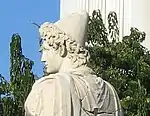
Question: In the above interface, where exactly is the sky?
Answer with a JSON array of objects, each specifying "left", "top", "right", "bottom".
[{"left": 0, "top": 0, "right": 60, "bottom": 79}]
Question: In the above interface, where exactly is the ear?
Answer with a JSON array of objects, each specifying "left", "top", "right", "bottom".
[{"left": 59, "top": 44, "right": 67, "bottom": 57}]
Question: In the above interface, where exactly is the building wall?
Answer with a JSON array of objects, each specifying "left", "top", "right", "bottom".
[{"left": 60, "top": 0, "right": 150, "bottom": 49}]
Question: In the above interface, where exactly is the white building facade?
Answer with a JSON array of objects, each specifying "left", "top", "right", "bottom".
[{"left": 60, "top": 0, "right": 150, "bottom": 49}]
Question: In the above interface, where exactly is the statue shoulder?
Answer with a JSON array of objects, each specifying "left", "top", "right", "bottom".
[
  {"left": 32, "top": 73, "right": 71, "bottom": 89},
  {"left": 32, "top": 74, "right": 57, "bottom": 89}
]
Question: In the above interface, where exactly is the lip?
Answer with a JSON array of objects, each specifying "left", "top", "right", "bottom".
[
  {"left": 44, "top": 65, "right": 47, "bottom": 70},
  {"left": 44, "top": 64, "right": 48, "bottom": 67},
  {"left": 43, "top": 66, "right": 47, "bottom": 73},
  {"left": 43, "top": 66, "right": 50, "bottom": 76}
]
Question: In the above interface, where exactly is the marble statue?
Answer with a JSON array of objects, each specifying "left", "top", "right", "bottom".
[{"left": 24, "top": 11, "right": 123, "bottom": 116}]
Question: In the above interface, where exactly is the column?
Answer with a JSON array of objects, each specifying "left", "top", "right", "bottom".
[{"left": 131, "top": 0, "right": 150, "bottom": 49}]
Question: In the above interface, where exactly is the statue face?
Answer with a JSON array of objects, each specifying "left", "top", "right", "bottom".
[{"left": 41, "top": 41, "right": 63, "bottom": 74}]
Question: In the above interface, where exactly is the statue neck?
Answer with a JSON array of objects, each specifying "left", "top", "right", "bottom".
[
  {"left": 58, "top": 57, "right": 91, "bottom": 75},
  {"left": 58, "top": 57, "right": 74, "bottom": 73}
]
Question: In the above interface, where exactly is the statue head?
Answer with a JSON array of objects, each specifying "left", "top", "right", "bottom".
[{"left": 39, "top": 11, "right": 90, "bottom": 75}]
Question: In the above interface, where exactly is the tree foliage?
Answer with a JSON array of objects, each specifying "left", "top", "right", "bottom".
[
  {"left": 0, "top": 34, "right": 35, "bottom": 116},
  {"left": 87, "top": 10, "right": 150, "bottom": 116}
]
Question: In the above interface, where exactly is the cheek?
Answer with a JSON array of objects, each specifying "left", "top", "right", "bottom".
[
  {"left": 52, "top": 54, "right": 61, "bottom": 67},
  {"left": 46, "top": 50, "right": 62, "bottom": 72}
]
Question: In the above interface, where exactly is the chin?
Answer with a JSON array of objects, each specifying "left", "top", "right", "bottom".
[{"left": 44, "top": 69, "right": 58, "bottom": 76}]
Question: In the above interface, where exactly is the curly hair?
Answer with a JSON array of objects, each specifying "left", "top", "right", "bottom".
[{"left": 39, "top": 22, "right": 90, "bottom": 68}]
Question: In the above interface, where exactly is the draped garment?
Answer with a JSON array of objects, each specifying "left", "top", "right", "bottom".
[{"left": 25, "top": 67, "right": 123, "bottom": 116}]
